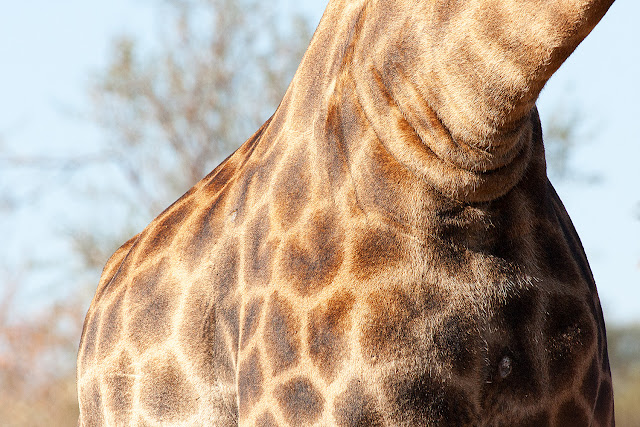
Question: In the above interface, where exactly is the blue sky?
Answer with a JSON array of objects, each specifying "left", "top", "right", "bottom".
[{"left": 1, "top": 1, "right": 638, "bottom": 323}]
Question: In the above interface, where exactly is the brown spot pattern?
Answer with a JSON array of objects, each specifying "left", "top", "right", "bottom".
[
  {"left": 80, "top": 380, "right": 105, "bottom": 426},
  {"left": 484, "top": 288, "right": 542, "bottom": 404},
  {"left": 240, "top": 297, "right": 264, "bottom": 350},
  {"left": 388, "top": 372, "right": 476, "bottom": 425},
  {"left": 81, "top": 310, "right": 101, "bottom": 368},
  {"left": 183, "top": 195, "right": 226, "bottom": 264},
  {"left": 104, "top": 351, "right": 135, "bottom": 424},
  {"left": 334, "top": 379, "right": 383, "bottom": 426},
  {"left": 580, "top": 357, "right": 601, "bottom": 406},
  {"left": 264, "top": 293, "right": 301, "bottom": 375},
  {"left": 594, "top": 380, "right": 613, "bottom": 426},
  {"left": 352, "top": 228, "right": 403, "bottom": 279},
  {"left": 140, "top": 357, "right": 196, "bottom": 422},
  {"left": 214, "top": 240, "right": 241, "bottom": 353},
  {"left": 228, "top": 164, "right": 257, "bottom": 223},
  {"left": 361, "top": 286, "right": 445, "bottom": 363},
  {"left": 282, "top": 211, "right": 344, "bottom": 295},
  {"left": 357, "top": 142, "right": 413, "bottom": 222},
  {"left": 545, "top": 295, "right": 595, "bottom": 392},
  {"left": 433, "top": 313, "right": 479, "bottom": 376},
  {"left": 127, "top": 286, "right": 173, "bottom": 355},
  {"left": 308, "top": 291, "right": 355, "bottom": 381},
  {"left": 238, "top": 349, "right": 264, "bottom": 418},
  {"left": 554, "top": 399, "right": 589, "bottom": 426},
  {"left": 256, "top": 412, "right": 278, "bottom": 427},
  {"left": 97, "top": 292, "right": 124, "bottom": 356},
  {"left": 139, "top": 202, "right": 191, "bottom": 261},
  {"left": 276, "top": 378, "right": 324, "bottom": 425},
  {"left": 178, "top": 283, "right": 234, "bottom": 383},
  {"left": 273, "top": 151, "right": 311, "bottom": 230},
  {"left": 244, "top": 206, "right": 275, "bottom": 287},
  {"left": 538, "top": 230, "right": 581, "bottom": 286},
  {"left": 202, "top": 160, "right": 236, "bottom": 197}
]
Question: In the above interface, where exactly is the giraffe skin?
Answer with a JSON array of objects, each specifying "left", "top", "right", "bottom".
[{"left": 77, "top": 0, "right": 616, "bottom": 425}]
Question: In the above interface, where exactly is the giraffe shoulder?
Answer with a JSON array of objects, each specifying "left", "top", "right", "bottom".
[{"left": 96, "top": 234, "right": 140, "bottom": 294}]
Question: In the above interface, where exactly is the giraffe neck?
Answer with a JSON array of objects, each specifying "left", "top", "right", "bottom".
[{"left": 266, "top": 0, "right": 540, "bottom": 203}]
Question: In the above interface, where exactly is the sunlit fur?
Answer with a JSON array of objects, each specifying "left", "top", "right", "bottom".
[{"left": 78, "top": 0, "right": 615, "bottom": 425}]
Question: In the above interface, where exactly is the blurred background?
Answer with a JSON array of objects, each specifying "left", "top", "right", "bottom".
[{"left": 0, "top": 0, "right": 638, "bottom": 425}]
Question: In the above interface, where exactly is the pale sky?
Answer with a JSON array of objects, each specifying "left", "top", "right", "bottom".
[{"left": 1, "top": 0, "right": 638, "bottom": 323}]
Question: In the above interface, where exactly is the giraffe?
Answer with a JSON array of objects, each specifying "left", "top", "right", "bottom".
[{"left": 77, "top": 0, "right": 616, "bottom": 425}]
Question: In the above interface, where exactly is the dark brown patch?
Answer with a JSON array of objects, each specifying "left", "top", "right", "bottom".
[
  {"left": 238, "top": 116, "right": 271, "bottom": 159},
  {"left": 428, "top": 235, "right": 471, "bottom": 280},
  {"left": 97, "top": 235, "right": 137, "bottom": 299},
  {"left": 105, "top": 351, "right": 135, "bottom": 424},
  {"left": 214, "top": 239, "right": 240, "bottom": 301},
  {"left": 538, "top": 230, "right": 581, "bottom": 286},
  {"left": 140, "top": 357, "right": 196, "bottom": 421},
  {"left": 361, "top": 286, "right": 446, "bottom": 363},
  {"left": 482, "top": 288, "right": 542, "bottom": 406},
  {"left": 183, "top": 194, "right": 227, "bottom": 264},
  {"left": 139, "top": 202, "right": 191, "bottom": 262},
  {"left": 322, "top": 102, "right": 350, "bottom": 187},
  {"left": 80, "top": 380, "right": 105, "bottom": 426},
  {"left": 352, "top": 228, "right": 403, "bottom": 279},
  {"left": 240, "top": 297, "right": 264, "bottom": 350},
  {"left": 238, "top": 349, "right": 264, "bottom": 418},
  {"left": 227, "top": 163, "right": 257, "bottom": 224},
  {"left": 586, "top": 296, "right": 610, "bottom": 375},
  {"left": 276, "top": 378, "right": 324, "bottom": 425},
  {"left": 202, "top": 160, "right": 237, "bottom": 197},
  {"left": 550, "top": 190, "right": 598, "bottom": 291},
  {"left": 519, "top": 410, "right": 551, "bottom": 427},
  {"left": 127, "top": 280, "right": 174, "bottom": 355},
  {"left": 282, "top": 211, "right": 344, "bottom": 295},
  {"left": 361, "top": 288, "right": 419, "bottom": 363},
  {"left": 221, "top": 300, "right": 240, "bottom": 355},
  {"left": 431, "top": 0, "right": 462, "bottom": 32},
  {"left": 308, "top": 291, "right": 356, "bottom": 381},
  {"left": 334, "top": 379, "right": 383, "bottom": 427},
  {"left": 357, "top": 141, "right": 414, "bottom": 223},
  {"left": 388, "top": 372, "right": 476, "bottom": 426},
  {"left": 273, "top": 151, "right": 311, "bottom": 230},
  {"left": 178, "top": 283, "right": 234, "bottom": 383},
  {"left": 213, "top": 240, "right": 241, "bottom": 353},
  {"left": 80, "top": 309, "right": 101, "bottom": 368},
  {"left": 252, "top": 144, "right": 284, "bottom": 196},
  {"left": 545, "top": 295, "right": 595, "bottom": 392},
  {"left": 256, "top": 412, "right": 278, "bottom": 427},
  {"left": 436, "top": 204, "right": 494, "bottom": 256},
  {"left": 433, "top": 314, "right": 479, "bottom": 376},
  {"left": 264, "top": 293, "right": 300, "bottom": 375},
  {"left": 581, "top": 357, "right": 601, "bottom": 405},
  {"left": 244, "top": 206, "right": 275, "bottom": 287},
  {"left": 433, "top": 206, "right": 484, "bottom": 272},
  {"left": 593, "top": 380, "right": 613, "bottom": 426},
  {"left": 97, "top": 292, "right": 124, "bottom": 356},
  {"left": 554, "top": 399, "right": 589, "bottom": 426}
]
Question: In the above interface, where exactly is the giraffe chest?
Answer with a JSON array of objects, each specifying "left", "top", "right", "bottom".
[
  {"left": 230, "top": 193, "right": 604, "bottom": 425},
  {"left": 238, "top": 264, "right": 600, "bottom": 426}
]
